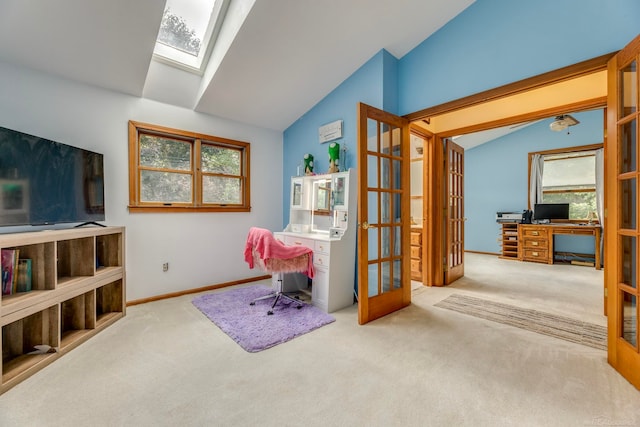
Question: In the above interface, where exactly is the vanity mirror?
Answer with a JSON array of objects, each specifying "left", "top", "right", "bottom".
[{"left": 311, "top": 178, "right": 332, "bottom": 232}]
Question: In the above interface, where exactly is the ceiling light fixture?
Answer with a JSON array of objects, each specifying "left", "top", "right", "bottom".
[{"left": 549, "top": 114, "right": 580, "bottom": 132}]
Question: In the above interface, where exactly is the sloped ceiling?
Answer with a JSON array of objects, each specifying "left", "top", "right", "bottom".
[{"left": 0, "top": 0, "right": 475, "bottom": 132}]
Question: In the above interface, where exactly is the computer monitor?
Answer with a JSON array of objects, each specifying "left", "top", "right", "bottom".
[{"left": 533, "top": 203, "right": 570, "bottom": 221}]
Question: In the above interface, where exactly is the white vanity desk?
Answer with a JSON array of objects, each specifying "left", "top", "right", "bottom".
[{"left": 276, "top": 169, "right": 356, "bottom": 313}]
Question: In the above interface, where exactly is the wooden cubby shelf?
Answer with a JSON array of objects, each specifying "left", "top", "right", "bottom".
[{"left": 0, "top": 226, "right": 125, "bottom": 395}]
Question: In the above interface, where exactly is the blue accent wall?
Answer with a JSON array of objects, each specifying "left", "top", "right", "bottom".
[
  {"left": 465, "top": 109, "right": 604, "bottom": 255},
  {"left": 398, "top": 0, "right": 640, "bottom": 115},
  {"left": 282, "top": 50, "right": 397, "bottom": 227}
]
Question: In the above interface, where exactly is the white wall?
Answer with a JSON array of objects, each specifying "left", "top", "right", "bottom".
[{"left": 0, "top": 60, "right": 283, "bottom": 301}]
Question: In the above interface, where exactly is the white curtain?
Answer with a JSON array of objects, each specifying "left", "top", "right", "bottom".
[
  {"left": 529, "top": 154, "right": 545, "bottom": 209},
  {"left": 595, "top": 148, "right": 604, "bottom": 266}
]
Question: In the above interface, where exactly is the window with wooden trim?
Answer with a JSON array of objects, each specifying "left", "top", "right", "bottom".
[
  {"left": 128, "top": 121, "right": 250, "bottom": 212},
  {"left": 528, "top": 144, "right": 602, "bottom": 221}
]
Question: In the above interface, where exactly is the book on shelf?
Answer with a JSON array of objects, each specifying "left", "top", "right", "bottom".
[
  {"left": 16, "top": 258, "right": 32, "bottom": 293},
  {"left": 1, "top": 248, "right": 17, "bottom": 295}
]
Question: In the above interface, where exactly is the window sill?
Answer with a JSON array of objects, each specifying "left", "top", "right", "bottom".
[{"left": 128, "top": 205, "right": 250, "bottom": 213}]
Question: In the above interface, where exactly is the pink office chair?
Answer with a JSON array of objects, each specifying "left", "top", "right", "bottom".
[{"left": 244, "top": 227, "right": 315, "bottom": 315}]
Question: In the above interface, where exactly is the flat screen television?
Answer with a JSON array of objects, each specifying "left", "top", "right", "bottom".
[
  {"left": 533, "top": 203, "right": 569, "bottom": 221},
  {"left": 0, "top": 126, "right": 105, "bottom": 227}
]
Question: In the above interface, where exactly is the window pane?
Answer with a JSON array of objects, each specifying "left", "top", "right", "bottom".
[
  {"left": 622, "top": 292, "right": 637, "bottom": 347},
  {"left": 542, "top": 191, "right": 596, "bottom": 220},
  {"left": 203, "top": 176, "right": 241, "bottom": 204},
  {"left": 158, "top": 0, "right": 216, "bottom": 56},
  {"left": 202, "top": 144, "right": 240, "bottom": 175},
  {"left": 141, "top": 170, "right": 192, "bottom": 203},
  {"left": 542, "top": 155, "right": 595, "bottom": 189},
  {"left": 140, "top": 135, "right": 191, "bottom": 171}
]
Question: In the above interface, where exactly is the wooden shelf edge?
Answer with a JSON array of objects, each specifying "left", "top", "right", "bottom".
[{"left": 1, "top": 352, "right": 59, "bottom": 387}]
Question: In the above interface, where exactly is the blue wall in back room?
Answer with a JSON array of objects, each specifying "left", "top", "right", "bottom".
[{"left": 465, "top": 109, "right": 604, "bottom": 255}]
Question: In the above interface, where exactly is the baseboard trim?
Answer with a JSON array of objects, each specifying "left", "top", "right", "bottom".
[
  {"left": 126, "top": 274, "right": 272, "bottom": 306},
  {"left": 465, "top": 250, "right": 501, "bottom": 256}
]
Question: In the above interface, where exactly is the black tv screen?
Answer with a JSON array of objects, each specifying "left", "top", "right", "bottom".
[
  {"left": 0, "top": 126, "right": 105, "bottom": 227},
  {"left": 534, "top": 203, "right": 569, "bottom": 221}
]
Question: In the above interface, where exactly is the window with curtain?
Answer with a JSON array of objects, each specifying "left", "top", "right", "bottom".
[{"left": 537, "top": 150, "right": 598, "bottom": 220}]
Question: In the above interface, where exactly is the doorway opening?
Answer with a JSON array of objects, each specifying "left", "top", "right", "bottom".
[{"left": 406, "top": 53, "right": 610, "bottom": 325}]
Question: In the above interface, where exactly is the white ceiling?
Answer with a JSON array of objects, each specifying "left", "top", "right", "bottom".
[{"left": 0, "top": 0, "right": 475, "bottom": 132}]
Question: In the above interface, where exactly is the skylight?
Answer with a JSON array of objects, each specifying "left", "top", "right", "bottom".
[{"left": 153, "top": 0, "right": 230, "bottom": 74}]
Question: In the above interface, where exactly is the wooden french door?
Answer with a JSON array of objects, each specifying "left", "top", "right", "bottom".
[
  {"left": 445, "top": 138, "right": 465, "bottom": 284},
  {"left": 607, "top": 33, "right": 640, "bottom": 389},
  {"left": 357, "top": 103, "right": 411, "bottom": 325}
]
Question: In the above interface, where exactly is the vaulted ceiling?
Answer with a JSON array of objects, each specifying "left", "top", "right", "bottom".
[{"left": 0, "top": 0, "right": 474, "bottom": 131}]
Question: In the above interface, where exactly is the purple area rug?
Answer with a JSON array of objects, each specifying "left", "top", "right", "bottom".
[{"left": 192, "top": 285, "right": 335, "bottom": 352}]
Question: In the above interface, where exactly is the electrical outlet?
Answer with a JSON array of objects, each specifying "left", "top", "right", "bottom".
[{"left": 162, "top": 262, "right": 169, "bottom": 272}]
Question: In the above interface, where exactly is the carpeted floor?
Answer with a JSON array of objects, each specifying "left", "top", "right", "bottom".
[{"left": 434, "top": 293, "right": 607, "bottom": 350}]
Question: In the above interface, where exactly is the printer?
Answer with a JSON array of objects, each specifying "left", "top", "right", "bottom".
[{"left": 496, "top": 211, "right": 525, "bottom": 223}]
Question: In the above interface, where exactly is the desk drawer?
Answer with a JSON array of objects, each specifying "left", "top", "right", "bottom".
[
  {"left": 522, "top": 249, "right": 549, "bottom": 262},
  {"left": 314, "top": 240, "right": 330, "bottom": 255},
  {"left": 284, "top": 236, "right": 314, "bottom": 250},
  {"left": 411, "top": 258, "right": 421, "bottom": 273},
  {"left": 522, "top": 238, "right": 548, "bottom": 249},
  {"left": 522, "top": 228, "right": 548, "bottom": 238},
  {"left": 410, "top": 232, "right": 422, "bottom": 245},
  {"left": 314, "top": 253, "right": 330, "bottom": 268},
  {"left": 410, "top": 246, "right": 421, "bottom": 259}
]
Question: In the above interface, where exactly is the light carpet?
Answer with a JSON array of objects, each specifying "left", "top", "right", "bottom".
[
  {"left": 435, "top": 293, "right": 607, "bottom": 350},
  {"left": 192, "top": 285, "right": 335, "bottom": 352}
]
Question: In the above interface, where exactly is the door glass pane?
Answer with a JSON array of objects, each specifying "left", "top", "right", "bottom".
[
  {"left": 368, "top": 191, "right": 379, "bottom": 224},
  {"left": 381, "top": 226, "right": 391, "bottom": 258},
  {"left": 381, "top": 124, "right": 391, "bottom": 154},
  {"left": 622, "top": 292, "right": 637, "bottom": 347},
  {"left": 393, "top": 193, "right": 402, "bottom": 224},
  {"left": 392, "top": 127, "right": 402, "bottom": 157},
  {"left": 620, "top": 178, "right": 636, "bottom": 229},
  {"left": 367, "top": 119, "right": 378, "bottom": 152},
  {"left": 368, "top": 155, "right": 378, "bottom": 188},
  {"left": 394, "top": 225, "right": 402, "bottom": 256},
  {"left": 620, "top": 119, "right": 637, "bottom": 173},
  {"left": 620, "top": 60, "right": 637, "bottom": 118},
  {"left": 393, "top": 259, "right": 402, "bottom": 290},
  {"left": 621, "top": 235, "right": 637, "bottom": 289},
  {"left": 393, "top": 159, "right": 402, "bottom": 190},
  {"left": 381, "top": 260, "right": 391, "bottom": 292},
  {"left": 381, "top": 192, "right": 390, "bottom": 223},
  {"left": 368, "top": 227, "right": 378, "bottom": 261},
  {"left": 381, "top": 157, "right": 391, "bottom": 189},
  {"left": 368, "top": 263, "right": 379, "bottom": 297}
]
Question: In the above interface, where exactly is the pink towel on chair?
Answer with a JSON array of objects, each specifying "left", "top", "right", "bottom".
[{"left": 244, "top": 227, "right": 315, "bottom": 279}]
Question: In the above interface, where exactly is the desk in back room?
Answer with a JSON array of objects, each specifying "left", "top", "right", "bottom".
[{"left": 518, "top": 223, "right": 601, "bottom": 270}]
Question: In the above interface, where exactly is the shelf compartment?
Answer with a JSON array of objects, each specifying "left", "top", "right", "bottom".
[
  {"left": 2, "top": 305, "right": 59, "bottom": 385},
  {"left": 96, "top": 279, "right": 124, "bottom": 327},
  {"left": 56, "top": 237, "right": 95, "bottom": 284},
  {"left": 96, "top": 233, "right": 122, "bottom": 269},
  {"left": 60, "top": 291, "right": 95, "bottom": 351}
]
